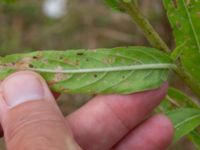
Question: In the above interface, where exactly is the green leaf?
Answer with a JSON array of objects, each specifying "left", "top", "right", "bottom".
[
  {"left": 163, "top": 0, "right": 200, "bottom": 95},
  {"left": 104, "top": 0, "right": 129, "bottom": 11},
  {"left": 159, "top": 87, "right": 199, "bottom": 111},
  {"left": 159, "top": 88, "right": 200, "bottom": 146},
  {"left": 0, "top": 0, "right": 15, "bottom": 4},
  {"left": 188, "top": 130, "right": 200, "bottom": 150},
  {"left": 122, "top": 0, "right": 132, "bottom": 3},
  {"left": 104, "top": 0, "right": 121, "bottom": 11},
  {"left": 167, "top": 108, "right": 200, "bottom": 142},
  {"left": 0, "top": 47, "right": 174, "bottom": 94}
]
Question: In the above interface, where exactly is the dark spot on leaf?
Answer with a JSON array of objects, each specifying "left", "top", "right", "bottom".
[
  {"left": 33, "top": 56, "right": 39, "bottom": 59},
  {"left": 85, "top": 58, "right": 89, "bottom": 62},
  {"left": 76, "top": 52, "right": 84, "bottom": 56},
  {"left": 59, "top": 56, "right": 64, "bottom": 59},
  {"left": 147, "top": 31, "right": 152, "bottom": 35},
  {"left": 172, "top": 0, "right": 178, "bottom": 8},
  {"left": 94, "top": 74, "right": 98, "bottom": 78},
  {"left": 122, "top": 76, "right": 125, "bottom": 79},
  {"left": 28, "top": 64, "right": 34, "bottom": 68}
]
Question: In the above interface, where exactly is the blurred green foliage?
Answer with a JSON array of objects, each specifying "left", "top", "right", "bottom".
[
  {"left": 0, "top": 0, "right": 172, "bottom": 56},
  {"left": 0, "top": 0, "right": 16, "bottom": 4}
]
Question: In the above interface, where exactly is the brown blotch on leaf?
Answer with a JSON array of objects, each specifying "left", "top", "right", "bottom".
[
  {"left": 54, "top": 73, "right": 67, "bottom": 82},
  {"left": 176, "top": 21, "right": 182, "bottom": 29},
  {"left": 54, "top": 66, "right": 67, "bottom": 82},
  {"left": 15, "top": 57, "right": 33, "bottom": 69},
  {"left": 186, "top": 0, "right": 191, "bottom": 6},
  {"left": 172, "top": 0, "right": 178, "bottom": 8},
  {"left": 75, "top": 60, "right": 80, "bottom": 65},
  {"left": 28, "top": 64, "right": 34, "bottom": 68}
]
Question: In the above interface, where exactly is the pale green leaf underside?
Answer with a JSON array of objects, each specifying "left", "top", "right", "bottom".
[
  {"left": 0, "top": 47, "right": 173, "bottom": 94},
  {"left": 167, "top": 108, "right": 200, "bottom": 142},
  {"left": 163, "top": 0, "right": 200, "bottom": 89}
]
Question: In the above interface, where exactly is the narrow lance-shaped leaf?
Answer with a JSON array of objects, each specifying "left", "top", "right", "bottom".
[
  {"left": 163, "top": 0, "right": 200, "bottom": 94},
  {"left": 188, "top": 130, "right": 200, "bottom": 150},
  {"left": 158, "top": 88, "right": 200, "bottom": 147},
  {"left": 0, "top": 47, "right": 174, "bottom": 94},
  {"left": 104, "top": 0, "right": 131, "bottom": 11},
  {"left": 167, "top": 108, "right": 200, "bottom": 142},
  {"left": 104, "top": 0, "right": 121, "bottom": 10}
]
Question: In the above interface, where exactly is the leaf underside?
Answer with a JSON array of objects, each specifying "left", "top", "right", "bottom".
[
  {"left": 0, "top": 47, "right": 172, "bottom": 94},
  {"left": 163, "top": 0, "right": 200, "bottom": 91}
]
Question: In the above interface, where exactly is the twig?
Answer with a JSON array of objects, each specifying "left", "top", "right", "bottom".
[{"left": 120, "top": 0, "right": 170, "bottom": 53}]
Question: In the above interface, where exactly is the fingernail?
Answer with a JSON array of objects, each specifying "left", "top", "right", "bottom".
[{"left": 2, "top": 73, "right": 44, "bottom": 107}]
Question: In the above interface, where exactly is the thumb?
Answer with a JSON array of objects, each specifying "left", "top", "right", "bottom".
[{"left": 0, "top": 71, "right": 81, "bottom": 150}]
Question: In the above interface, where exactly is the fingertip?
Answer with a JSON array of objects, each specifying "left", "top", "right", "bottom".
[
  {"left": 153, "top": 114, "right": 174, "bottom": 145},
  {"left": 114, "top": 114, "right": 174, "bottom": 150}
]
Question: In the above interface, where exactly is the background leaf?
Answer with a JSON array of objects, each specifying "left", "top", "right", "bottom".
[
  {"left": 0, "top": 0, "right": 15, "bottom": 4},
  {"left": 167, "top": 108, "right": 200, "bottom": 142},
  {"left": 159, "top": 87, "right": 199, "bottom": 111},
  {"left": 0, "top": 47, "right": 173, "bottom": 94},
  {"left": 158, "top": 88, "right": 200, "bottom": 146},
  {"left": 188, "top": 130, "right": 200, "bottom": 150},
  {"left": 163, "top": 0, "right": 200, "bottom": 95},
  {"left": 104, "top": 0, "right": 126, "bottom": 11}
]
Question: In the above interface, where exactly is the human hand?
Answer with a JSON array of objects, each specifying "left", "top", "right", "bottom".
[{"left": 0, "top": 71, "right": 173, "bottom": 150}]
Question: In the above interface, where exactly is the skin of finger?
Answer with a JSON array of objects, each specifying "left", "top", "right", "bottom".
[
  {"left": 66, "top": 83, "right": 168, "bottom": 150},
  {"left": 0, "top": 71, "right": 82, "bottom": 150},
  {"left": 113, "top": 114, "right": 174, "bottom": 150}
]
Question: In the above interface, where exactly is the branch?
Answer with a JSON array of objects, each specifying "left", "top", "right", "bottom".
[
  {"left": 119, "top": 0, "right": 200, "bottom": 98},
  {"left": 120, "top": 0, "right": 170, "bottom": 53}
]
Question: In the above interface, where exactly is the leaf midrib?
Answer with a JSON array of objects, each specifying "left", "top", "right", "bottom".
[
  {"left": 175, "top": 113, "right": 200, "bottom": 129},
  {"left": 26, "top": 63, "right": 176, "bottom": 73}
]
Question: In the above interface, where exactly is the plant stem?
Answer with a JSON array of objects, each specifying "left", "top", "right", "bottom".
[
  {"left": 120, "top": 1, "right": 170, "bottom": 53},
  {"left": 174, "top": 66, "right": 200, "bottom": 98},
  {"left": 120, "top": 0, "right": 200, "bottom": 98}
]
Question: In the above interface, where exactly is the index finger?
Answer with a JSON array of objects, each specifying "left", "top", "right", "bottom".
[{"left": 65, "top": 83, "right": 168, "bottom": 150}]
